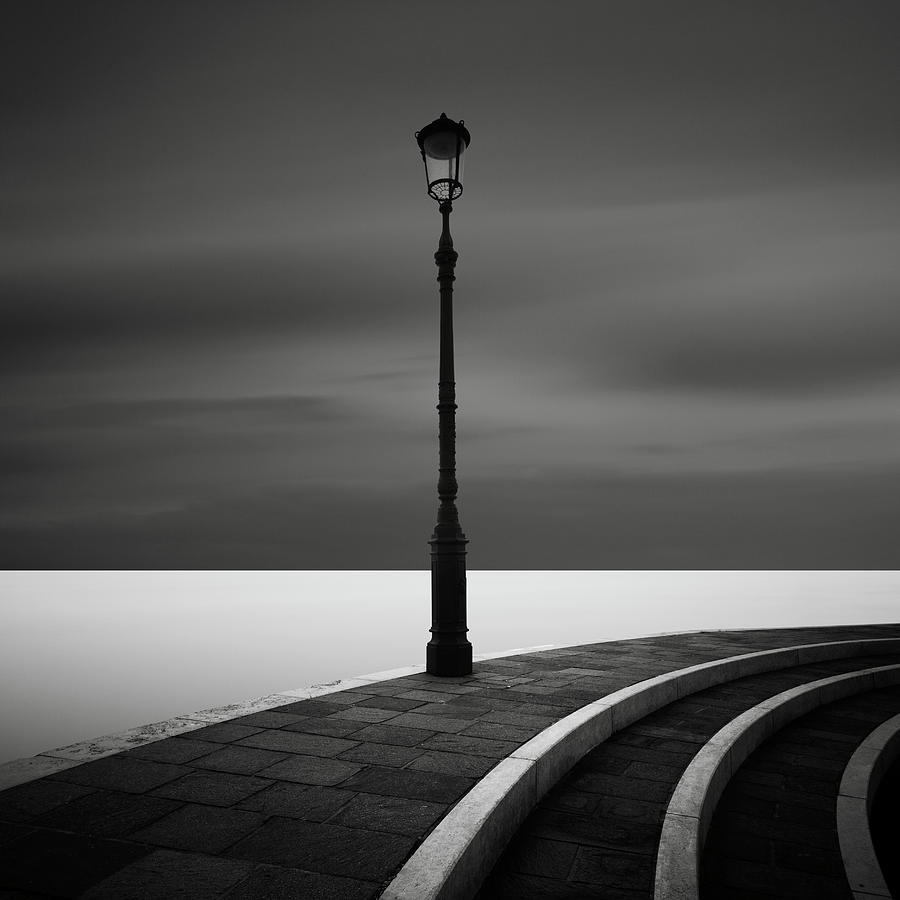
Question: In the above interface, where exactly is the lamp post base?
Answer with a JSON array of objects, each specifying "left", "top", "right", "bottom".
[{"left": 426, "top": 638, "right": 473, "bottom": 677}]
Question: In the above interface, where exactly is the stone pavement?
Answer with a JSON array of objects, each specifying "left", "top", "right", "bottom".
[
  {"left": 478, "top": 655, "right": 900, "bottom": 899},
  {"left": 2, "top": 624, "right": 900, "bottom": 898}
]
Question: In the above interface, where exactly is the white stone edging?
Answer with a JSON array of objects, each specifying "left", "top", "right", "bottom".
[
  {"left": 837, "top": 711, "right": 900, "bottom": 899},
  {"left": 383, "top": 638, "right": 900, "bottom": 900},
  {"left": 653, "top": 663, "right": 900, "bottom": 900},
  {"left": 0, "top": 644, "right": 554, "bottom": 792}
]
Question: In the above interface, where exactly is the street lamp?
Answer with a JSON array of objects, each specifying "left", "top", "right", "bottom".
[{"left": 416, "top": 112, "right": 473, "bottom": 677}]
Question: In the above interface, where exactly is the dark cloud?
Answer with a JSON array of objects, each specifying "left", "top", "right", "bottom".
[
  {"left": 0, "top": 393, "right": 425, "bottom": 531},
  {"left": 0, "top": 240, "right": 429, "bottom": 375},
  {"left": 457, "top": 185, "right": 900, "bottom": 396},
  {"left": 613, "top": 286, "right": 900, "bottom": 394},
  {"left": 2, "top": 395, "right": 344, "bottom": 431}
]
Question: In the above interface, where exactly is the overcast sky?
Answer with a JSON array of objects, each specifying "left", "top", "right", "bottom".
[{"left": 2, "top": 1, "right": 899, "bottom": 568}]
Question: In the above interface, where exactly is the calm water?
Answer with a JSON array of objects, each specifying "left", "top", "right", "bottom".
[{"left": 1, "top": 570, "right": 898, "bottom": 764}]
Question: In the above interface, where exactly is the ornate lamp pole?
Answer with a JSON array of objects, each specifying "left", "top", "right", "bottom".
[{"left": 416, "top": 113, "right": 473, "bottom": 676}]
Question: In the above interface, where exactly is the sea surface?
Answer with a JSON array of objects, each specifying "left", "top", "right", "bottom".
[{"left": 1, "top": 570, "right": 898, "bottom": 765}]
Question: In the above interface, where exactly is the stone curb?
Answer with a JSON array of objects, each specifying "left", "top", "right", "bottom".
[
  {"left": 382, "top": 637, "right": 900, "bottom": 900},
  {"left": 653, "top": 662, "right": 900, "bottom": 900},
  {"left": 0, "top": 644, "right": 554, "bottom": 792},
  {"left": 837, "top": 710, "right": 900, "bottom": 899}
]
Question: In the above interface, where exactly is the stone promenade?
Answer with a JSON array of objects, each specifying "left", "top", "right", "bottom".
[{"left": 2, "top": 623, "right": 899, "bottom": 899}]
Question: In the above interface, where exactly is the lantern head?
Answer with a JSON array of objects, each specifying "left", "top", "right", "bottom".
[{"left": 416, "top": 113, "right": 471, "bottom": 202}]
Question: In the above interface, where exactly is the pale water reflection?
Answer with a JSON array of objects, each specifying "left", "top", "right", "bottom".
[{"left": 1, "top": 570, "right": 898, "bottom": 764}]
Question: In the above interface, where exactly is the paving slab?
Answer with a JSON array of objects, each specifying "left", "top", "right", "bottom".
[
  {"left": 122, "top": 736, "right": 224, "bottom": 765},
  {"left": 149, "top": 771, "right": 272, "bottom": 807},
  {"left": 337, "top": 741, "right": 427, "bottom": 768},
  {"left": 46, "top": 756, "right": 191, "bottom": 794},
  {"left": 221, "top": 863, "right": 377, "bottom": 900},
  {"left": 326, "top": 792, "right": 447, "bottom": 836},
  {"left": 235, "top": 782, "right": 350, "bottom": 820},
  {"left": 82, "top": 848, "right": 252, "bottom": 899},
  {"left": 35, "top": 790, "right": 182, "bottom": 838},
  {"left": 254, "top": 754, "right": 364, "bottom": 786},
  {"left": 283, "top": 714, "right": 366, "bottom": 737},
  {"left": 180, "top": 722, "right": 265, "bottom": 744},
  {"left": 225, "top": 816, "right": 417, "bottom": 880},
  {"left": 407, "top": 749, "right": 499, "bottom": 778},
  {"left": 236, "top": 729, "right": 359, "bottom": 756},
  {"left": 348, "top": 722, "right": 438, "bottom": 746},
  {"left": 339, "top": 764, "right": 475, "bottom": 803},
  {"left": 128, "top": 803, "right": 267, "bottom": 854},
  {"left": 190, "top": 744, "right": 290, "bottom": 775}
]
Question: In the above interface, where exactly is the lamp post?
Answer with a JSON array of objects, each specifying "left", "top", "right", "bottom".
[{"left": 416, "top": 112, "right": 473, "bottom": 677}]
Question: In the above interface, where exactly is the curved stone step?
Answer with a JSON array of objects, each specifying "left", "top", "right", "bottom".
[
  {"left": 700, "top": 686, "right": 900, "bottom": 900},
  {"left": 836, "top": 710, "right": 900, "bottom": 898},
  {"left": 389, "top": 643, "right": 900, "bottom": 900},
  {"left": 867, "top": 743, "right": 900, "bottom": 898},
  {"left": 655, "top": 667, "right": 900, "bottom": 900}
]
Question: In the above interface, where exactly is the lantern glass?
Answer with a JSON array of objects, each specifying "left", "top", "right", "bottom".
[
  {"left": 417, "top": 114, "right": 470, "bottom": 202},
  {"left": 424, "top": 133, "right": 465, "bottom": 201}
]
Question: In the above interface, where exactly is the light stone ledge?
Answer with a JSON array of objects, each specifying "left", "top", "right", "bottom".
[
  {"left": 654, "top": 663, "right": 900, "bottom": 900},
  {"left": 837, "top": 710, "right": 900, "bottom": 899},
  {"left": 512, "top": 700, "right": 613, "bottom": 799},
  {"left": 610, "top": 675, "right": 679, "bottom": 732},
  {"left": 384, "top": 637, "right": 900, "bottom": 900},
  {"left": 652, "top": 813, "right": 699, "bottom": 900},
  {"left": 0, "top": 644, "right": 555, "bottom": 791}
]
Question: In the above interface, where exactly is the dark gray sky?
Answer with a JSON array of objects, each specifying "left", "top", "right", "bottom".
[{"left": 3, "top": 1, "right": 899, "bottom": 568}]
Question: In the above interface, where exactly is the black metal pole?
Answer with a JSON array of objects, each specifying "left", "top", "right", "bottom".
[{"left": 426, "top": 199, "right": 472, "bottom": 676}]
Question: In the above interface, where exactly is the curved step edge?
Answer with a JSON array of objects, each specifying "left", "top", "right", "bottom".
[
  {"left": 838, "top": 710, "right": 900, "bottom": 899},
  {"left": 381, "top": 638, "right": 900, "bottom": 900},
  {"left": 653, "top": 663, "right": 900, "bottom": 900}
]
